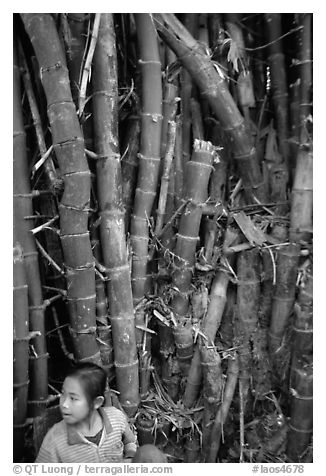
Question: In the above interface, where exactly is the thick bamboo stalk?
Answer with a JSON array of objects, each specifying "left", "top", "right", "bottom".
[
  {"left": 130, "top": 14, "right": 163, "bottom": 314},
  {"left": 200, "top": 344, "right": 223, "bottom": 462},
  {"left": 20, "top": 54, "right": 57, "bottom": 188},
  {"left": 13, "top": 244, "right": 29, "bottom": 462},
  {"left": 235, "top": 247, "right": 261, "bottom": 409},
  {"left": 286, "top": 261, "right": 312, "bottom": 461},
  {"left": 121, "top": 116, "right": 140, "bottom": 232},
  {"left": 66, "top": 14, "right": 88, "bottom": 107},
  {"left": 153, "top": 13, "right": 266, "bottom": 204},
  {"left": 269, "top": 243, "right": 300, "bottom": 360},
  {"left": 14, "top": 39, "right": 49, "bottom": 417},
  {"left": 171, "top": 140, "right": 215, "bottom": 316},
  {"left": 264, "top": 14, "right": 290, "bottom": 166},
  {"left": 92, "top": 13, "right": 140, "bottom": 416},
  {"left": 292, "top": 264, "right": 313, "bottom": 356},
  {"left": 174, "top": 116, "right": 184, "bottom": 207},
  {"left": 190, "top": 96, "right": 204, "bottom": 140},
  {"left": 298, "top": 14, "right": 312, "bottom": 144},
  {"left": 289, "top": 147, "right": 313, "bottom": 243},
  {"left": 171, "top": 140, "right": 215, "bottom": 372},
  {"left": 286, "top": 356, "right": 313, "bottom": 462},
  {"left": 154, "top": 120, "right": 177, "bottom": 237},
  {"left": 21, "top": 14, "right": 100, "bottom": 363},
  {"left": 180, "top": 14, "right": 198, "bottom": 165},
  {"left": 259, "top": 224, "right": 288, "bottom": 328},
  {"left": 207, "top": 353, "right": 239, "bottom": 462}
]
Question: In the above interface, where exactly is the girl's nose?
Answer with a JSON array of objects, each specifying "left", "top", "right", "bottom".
[{"left": 60, "top": 395, "right": 69, "bottom": 408}]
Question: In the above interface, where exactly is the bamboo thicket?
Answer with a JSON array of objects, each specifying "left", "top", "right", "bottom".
[{"left": 13, "top": 13, "right": 313, "bottom": 464}]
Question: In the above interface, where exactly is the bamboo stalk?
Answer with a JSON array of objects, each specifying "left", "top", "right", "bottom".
[
  {"left": 20, "top": 54, "right": 57, "bottom": 188},
  {"left": 207, "top": 352, "right": 239, "bottom": 462},
  {"left": 289, "top": 14, "right": 312, "bottom": 244},
  {"left": 190, "top": 96, "right": 204, "bottom": 140},
  {"left": 269, "top": 243, "right": 300, "bottom": 366},
  {"left": 171, "top": 140, "right": 215, "bottom": 372},
  {"left": 286, "top": 261, "right": 312, "bottom": 461},
  {"left": 200, "top": 343, "right": 223, "bottom": 462},
  {"left": 66, "top": 14, "right": 88, "bottom": 107},
  {"left": 154, "top": 120, "right": 177, "bottom": 238},
  {"left": 13, "top": 244, "right": 29, "bottom": 462},
  {"left": 21, "top": 14, "right": 100, "bottom": 363},
  {"left": 14, "top": 39, "right": 49, "bottom": 417},
  {"left": 92, "top": 13, "right": 139, "bottom": 416},
  {"left": 153, "top": 13, "right": 266, "bottom": 204},
  {"left": 264, "top": 14, "right": 290, "bottom": 166},
  {"left": 297, "top": 14, "right": 312, "bottom": 144},
  {"left": 292, "top": 264, "right": 313, "bottom": 356},
  {"left": 78, "top": 13, "right": 101, "bottom": 116},
  {"left": 180, "top": 14, "right": 198, "bottom": 166},
  {"left": 130, "top": 14, "right": 163, "bottom": 338},
  {"left": 121, "top": 116, "right": 140, "bottom": 232},
  {"left": 235, "top": 247, "right": 261, "bottom": 410},
  {"left": 286, "top": 356, "right": 313, "bottom": 462}
]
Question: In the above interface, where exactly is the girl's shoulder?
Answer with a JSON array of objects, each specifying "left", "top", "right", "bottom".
[
  {"left": 43, "top": 419, "right": 67, "bottom": 442},
  {"left": 101, "top": 405, "right": 128, "bottom": 428},
  {"left": 102, "top": 405, "right": 125, "bottom": 419}
]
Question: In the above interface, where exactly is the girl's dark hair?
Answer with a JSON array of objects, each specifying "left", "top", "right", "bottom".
[{"left": 66, "top": 362, "right": 107, "bottom": 406}]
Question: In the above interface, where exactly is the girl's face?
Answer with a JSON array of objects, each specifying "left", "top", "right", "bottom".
[{"left": 60, "top": 376, "right": 92, "bottom": 425}]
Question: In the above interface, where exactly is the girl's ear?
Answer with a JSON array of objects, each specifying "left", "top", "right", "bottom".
[{"left": 93, "top": 395, "right": 105, "bottom": 409}]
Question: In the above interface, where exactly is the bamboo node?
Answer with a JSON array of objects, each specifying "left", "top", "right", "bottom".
[
  {"left": 187, "top": 160, "right": 215, "bottom": 171},
  {"left": 13, "top": 380, "right": 30, "bottom": 389},
  {"left": 23, "top": 251, "right": 39, "bottom": 258},
  {"left": 99, "top": 210, "right": 125, "bottom": 218},
  {"left": 28, "top": 395, "right": 58, "bottom": 407},
  {"left": 233, "top": 148, "right": 256, "bottom": 160},
  {"left": 135, "top": 187, "right": 157, "bottom": 197},
  {"left": 105, "top": 263, "right": 130, "bottom": 274},
  {"left": 137, "top": 153, "right": 161, "bottom": 163},
  {"left": 175, "top": 232, "right": 199, "bottom": 242},
  {"left": 222, "top": 119, "right": 245, "bottom": 132},
  {"left": 59, "top": 203, "right": 92, "bottom": 213},
  {"left": 77, "top": 351, "right": 102, "bottom": 363},
  {"left": 65, "top": 261, "right": 95, "bottom": 272},
  {"left": 114, "top": 359, "right": 139, "bottom": 368},
  {"left": 288, "top": 423, "right": 312, "bottom": 433},
  {"left": 69, "top": 326, "right": 97, "bottom": 336},
  {"left": 29, "top": 352, "right": 49, "bottom": 361},
  {"left": 138, "top": 59, "right": 161, "bottom": 66},
  {"left": 141, "top": 112, "right": 163, "bottom": 122},
  {"left": 92, "top": 90, "right": 117, "bottom": 99},
  {"left": 60, "top": 231, "right": 90, "bottom": 239},
  {"left": 63, "top": 170, "right": 92, "bottom": 178},
  {"left": 13, "top": 421, "right": 31, "bottom": 429},
  {"left": 29, "top": 304, "right": 45, "bottom": 311},
  {"left": 66, "top": 293, "right": 97, "bottom": 302},
  {"left": 40, "top": 61, "right": 68, "bottom": 76},
  {"left": 292, "top": 325, "right": 312, "bottom": 334}
]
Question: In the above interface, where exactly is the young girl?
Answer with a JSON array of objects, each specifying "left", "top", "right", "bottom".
[{"left": 36, "top": 362, "right": 137, "bottom": 463}]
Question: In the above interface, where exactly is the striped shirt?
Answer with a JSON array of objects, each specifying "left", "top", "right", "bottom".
[{"left": 36, "top": 406, "right": 137, "bottom": 463}]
